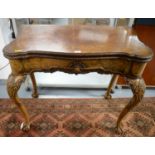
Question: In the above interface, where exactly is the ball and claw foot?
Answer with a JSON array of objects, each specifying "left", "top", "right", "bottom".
[
  {"left": 20, "top": 122, "right": 31, "bottom": 132},
  {"left": 115, "top": 124, "right": 125, "bottom": 136},
  {"left": 104, "top": 93, "right": 112, "bottom": 99},
  {"left": 32, "top": 93, "right": 39, "bottom": 98}
]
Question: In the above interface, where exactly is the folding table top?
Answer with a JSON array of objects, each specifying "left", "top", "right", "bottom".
[{"left": 3, "top": 25, "right": 153, "bottom": 61}]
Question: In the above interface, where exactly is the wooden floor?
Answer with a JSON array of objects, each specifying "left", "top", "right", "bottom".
[{"left": 118, "top": 25, "right": 155, "bottom": 86}]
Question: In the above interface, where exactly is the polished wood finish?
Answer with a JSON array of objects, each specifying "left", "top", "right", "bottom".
[
  {"left": 118, "top": 25, "right": 155, "bottom": 85},
  {"left": 116, "top": 78, "right": 146, "bottom": 133},
  {"left": 104, "top": 75, "right": 118, "bottom": 99},
  {"left": 3, "top": 25, "right": 153, "bottom": 133},
  {"left": 7, "top": 74, "right": 30, "bottom": 131},
  {"left": 134, "top": 25, "right": 155, "bottom": 85},
  {"left": 3, "top": 25, "right": 153, "bottom": 60},
  {"left": 30, "top": 73, "right": 39, "bottom": 98}
]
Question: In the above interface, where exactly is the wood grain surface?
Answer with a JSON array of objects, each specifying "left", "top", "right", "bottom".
[{"left": 3, "top": 25, "right": 153, "bottom": 61}]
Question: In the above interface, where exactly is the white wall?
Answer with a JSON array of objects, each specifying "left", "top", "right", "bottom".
[
  {"left": 34, "top": 72, "right": 112, "bottom": 88},
  {"left": 0, "top": 19, "right": 11, "bottom": 79}
]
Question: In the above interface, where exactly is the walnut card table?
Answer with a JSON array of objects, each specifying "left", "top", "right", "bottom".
[{"left": 3, "top": 25, "right": 153, "bottom": 132}]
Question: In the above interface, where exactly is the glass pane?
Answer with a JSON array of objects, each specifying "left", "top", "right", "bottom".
[
  {"left": 116, "top": 18, "right": 130, "bottom": 26},
  {"left": 69, "top": 18, "right": 111, "bottom": 25}
]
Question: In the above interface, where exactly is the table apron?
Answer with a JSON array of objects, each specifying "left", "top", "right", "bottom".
[{"left": 9, "top": 57, "right": 147, "bottom": 79}]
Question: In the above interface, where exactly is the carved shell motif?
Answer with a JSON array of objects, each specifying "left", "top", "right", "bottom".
[
  {"left": 7, "top": 74, "right": 26, "bottom": 98},
  {"left": 127, "top": 78, "right": 146, "bottom": 102},
  {"left": 68, "top": 60, "right": 86, "bottom": 74}
]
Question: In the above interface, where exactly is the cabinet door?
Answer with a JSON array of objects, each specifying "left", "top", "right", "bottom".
[{"left": 116, "top": 18, "right": 135, "bottom": 27}]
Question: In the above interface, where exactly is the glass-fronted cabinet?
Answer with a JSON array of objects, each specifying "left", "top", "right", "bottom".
[{"left": 116, "top": 18, "right": 135, "bottom": 27}]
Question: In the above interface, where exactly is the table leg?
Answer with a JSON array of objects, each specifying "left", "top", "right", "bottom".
[
  {"left": 30, "top": 73, "right": 39, "bottom": 98},
  {"left": 104, "top": 74, "right": 118, "bottom": 99},
  {"left": 7, "top": 74, "right": 30, "bottom": 131},
  {"left": 116, "top": 78, "right": 146, "bottom": 133}
]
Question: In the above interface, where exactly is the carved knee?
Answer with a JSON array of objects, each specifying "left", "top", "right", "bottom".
[
  {"left": 127, "top": 78, "right": 146, "bottom": 103},
  {"left": 7, "top": 74, "right": 26, "bottom": 98}
]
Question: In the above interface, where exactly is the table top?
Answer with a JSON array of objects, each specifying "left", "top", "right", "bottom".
[{"left": 3, "top": 25, "right": 153, "bottom": 61}]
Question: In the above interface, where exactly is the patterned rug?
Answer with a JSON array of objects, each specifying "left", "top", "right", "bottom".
[{"left": 0, "top": 97, "right": 155, "bottom": 137}]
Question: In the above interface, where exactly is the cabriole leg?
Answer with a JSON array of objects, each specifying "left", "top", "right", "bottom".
[
  {"left": 116, "top": 78, "right": 145, "bottom": 133},
  {"left": 104, "top": 74, "right": 118, "bottom": 99},
  {"left": 7, "top": 74, "right": 30, "bottom": 131},
  {"left": 30, "top": 73, "right": 39, "bottom": 98}
]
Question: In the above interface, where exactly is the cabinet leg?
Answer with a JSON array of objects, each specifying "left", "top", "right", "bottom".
[
  {"left": 104, "top": 74, "right": 118, "bottom": 99},
  {"left": 7, "top": 74, "right": 30, "bottom": 131},
  {"left": 30, "top": 73, "right": 39, "bottom": 98},
  {"left": 116, "top": 78, "right": 145, "bottom": 133}
]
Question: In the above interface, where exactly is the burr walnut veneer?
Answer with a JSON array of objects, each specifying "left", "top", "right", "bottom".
[{"left": 3, "top": 25, "right": 153, "bottom": 133}]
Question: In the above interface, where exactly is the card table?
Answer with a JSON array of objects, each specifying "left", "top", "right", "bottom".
[{"left": 3, "top": 25, "right": 153, "bottom": 132}]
